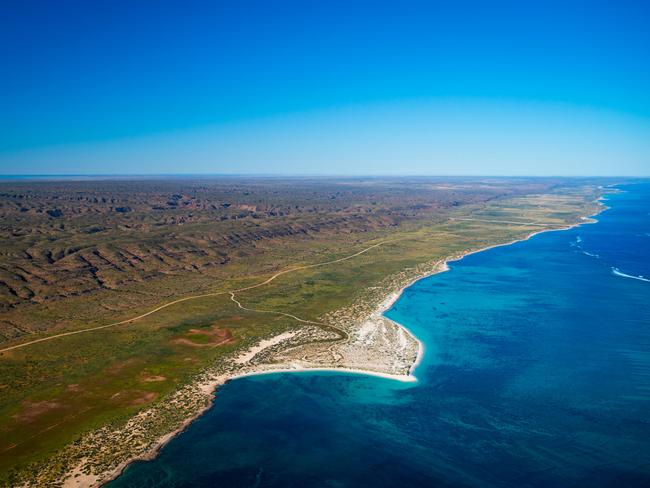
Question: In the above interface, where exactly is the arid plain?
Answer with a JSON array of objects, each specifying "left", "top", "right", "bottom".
[{"left": 0, "top": 176, "right": 605, "bottom": 486}]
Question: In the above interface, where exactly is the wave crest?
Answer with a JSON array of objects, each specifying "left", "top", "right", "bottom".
[{"left": 611, "top": 267, "right": 650, "bottom": 283}]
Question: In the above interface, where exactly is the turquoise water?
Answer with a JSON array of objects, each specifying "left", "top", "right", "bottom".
[{"left": 110, "top": 183, "right": 650, "bottom": 487}]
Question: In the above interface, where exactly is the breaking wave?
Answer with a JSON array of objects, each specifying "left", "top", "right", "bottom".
[{"left": 611, "top": 267, "right": 650, "bottom": 282}]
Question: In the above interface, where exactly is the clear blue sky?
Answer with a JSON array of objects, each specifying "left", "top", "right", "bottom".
[{"left": 1, "top": 0, "right": 649, "bottom": 175}]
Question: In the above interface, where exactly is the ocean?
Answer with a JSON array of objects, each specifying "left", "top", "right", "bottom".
[{"left": 109, "top": 183, "right": 650, "bottom": 488}]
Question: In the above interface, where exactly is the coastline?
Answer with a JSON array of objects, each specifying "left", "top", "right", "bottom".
[
  {"left": 379, "top": 197, "right": 607, "bottom": 379},
  {"left": 84, "top": 195, "right": 608, "bottom": 488}
]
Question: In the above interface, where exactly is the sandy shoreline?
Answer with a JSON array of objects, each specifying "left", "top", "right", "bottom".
[{"left": 86, "top": 196, "right": 608, "bottom": 488}]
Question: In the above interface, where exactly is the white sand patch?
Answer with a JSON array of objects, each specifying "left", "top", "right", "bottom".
[{"left": 234, "top": 331, "right": 298, "bottom": 364}]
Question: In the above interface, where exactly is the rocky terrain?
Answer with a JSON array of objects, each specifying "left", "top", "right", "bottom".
[
  {"left": 0, "top": 176, "right": 563, "bottom": 340},
  {"left": 0, "top": 177, "right": 604, "bottom": 487}
]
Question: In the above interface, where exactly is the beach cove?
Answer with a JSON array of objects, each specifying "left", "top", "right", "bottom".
[{"left": 107, "top": 183, "right": 650, "bottom": 487}]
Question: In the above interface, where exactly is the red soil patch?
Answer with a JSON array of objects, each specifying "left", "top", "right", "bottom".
[
  {"left": 172, "top": 326, "right": 234, "bottom": 348},
  {"left": 13, "top": 400, "right": 61, "bottom": 424},
  {"left": 130, "top": 391, "right": 158, "bottom": 406}
]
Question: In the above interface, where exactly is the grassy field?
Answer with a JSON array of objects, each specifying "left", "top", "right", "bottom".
[{"left": 0, "top": 178, "right": 603, "bottom": 484}]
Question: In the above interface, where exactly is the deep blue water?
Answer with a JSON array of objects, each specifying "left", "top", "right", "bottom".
[{"left": 110, "top": 183, "right": 650, "bottom": 488}]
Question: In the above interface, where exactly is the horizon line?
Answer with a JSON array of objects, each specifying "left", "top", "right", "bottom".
[{"left": 0, "top": 173, "right": 648, "bottom": 181}]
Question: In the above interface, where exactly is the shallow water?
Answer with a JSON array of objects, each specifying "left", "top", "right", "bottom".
[{"left": 110, "top": 183, "right": 650, "bottom": 488}]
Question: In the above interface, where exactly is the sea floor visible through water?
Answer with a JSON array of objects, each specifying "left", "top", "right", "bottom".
[{"left": 110, "top": 183, "right": 650, "bottom": 488}]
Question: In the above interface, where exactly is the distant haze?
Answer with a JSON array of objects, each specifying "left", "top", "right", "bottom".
[{"left": 2, "top": 100, "right": 649, "bottom": 177}]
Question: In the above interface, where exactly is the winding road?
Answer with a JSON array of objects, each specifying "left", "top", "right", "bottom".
[{"left": 0, "top": 242, "right": 384, "bottom": 354}]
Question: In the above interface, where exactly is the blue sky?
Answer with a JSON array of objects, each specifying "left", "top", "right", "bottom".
[{"left": 1, "top": 0, "right": 649, "bottom": 175}]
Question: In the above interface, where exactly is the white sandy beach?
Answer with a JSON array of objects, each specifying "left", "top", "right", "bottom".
[{"left": 62, "top": 196, "right": 609, "bottom": 488}]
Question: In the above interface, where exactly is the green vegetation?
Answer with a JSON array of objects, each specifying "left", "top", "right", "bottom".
[{"left": 0, "top": 177, "right": 604, "bottom": 484}]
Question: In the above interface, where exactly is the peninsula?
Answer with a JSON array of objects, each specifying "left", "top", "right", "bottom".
[{"left": 0, "top": 177, "right": 606, "bottom": 487}]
